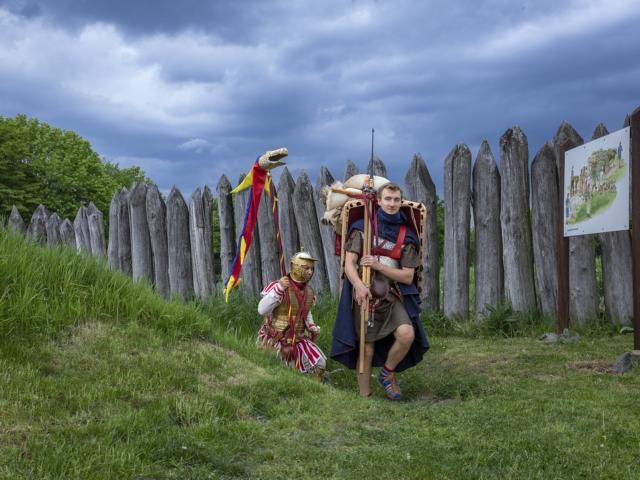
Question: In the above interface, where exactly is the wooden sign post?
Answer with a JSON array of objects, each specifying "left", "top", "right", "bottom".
[
  {"left": 630, "top": 106, "right": 640, "bottom": 351},
  {"left": 556, "top": 142, "right": 571, "bottom": 333}
]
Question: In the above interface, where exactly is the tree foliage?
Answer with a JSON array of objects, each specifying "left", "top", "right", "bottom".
[{"left": 0, "top": 114, "right": 149, "bottom": 221}]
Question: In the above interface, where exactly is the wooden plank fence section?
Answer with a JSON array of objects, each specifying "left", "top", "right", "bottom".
[
  {"left": 167, "top": 187, "right": 193, "bottom": 301},
  {"left": 146, "top": 185, "right": 170, "bottom": 298},
  {"left": 107, "top": 194, "right": 120, "bottom": 269},
  {"left": 189, "top": 187, "right": 215, "bottom": 300},
  {"left": 592, "top": 124, "right": 633, "bottom": 324},
  {"left": 46, "top": 212, "right": 62, "bottom": 248},
  {"left": 405, "top": 153, "right": 439, "bottom": 312},
  {"left": 216, "top": 175, "right": 235, "bottom": 283},
  {"left": 344, "top": 160, "right": 359, "bottom": 181},
  {"left": 88, "top": 202, "right": 106, "bottom": 258},
  {"left": 257, "top": 184, "right": 281, "bottom": 286},
  {"left": 600, "top": 213, "right": 633, "bottom": 324},
  {"left": 444, "top": 144, "right": 471, "bottom": 319},
  {"left": 203, "top": 185, "right": 215, "bottom": 288},
  {"left": 553, "top": 122, "right": 598, "bottom": 324},
  {"left": 9, "top": 112, "right": 638, "bottom": 326},
  {"left": 73, "top": 206, "right": 91, "bottom": 252},
  {"left": 28, "top": 205, "right": 48, "bottom": 244},
  {"left": 368, "top": 154, "right": 388, "bottom": 178},
  {"left": 9, "top": 206, "right": 26, "bottom": 234},
  {"left": 59, "top": 219, "right": 76, "bottom": 248},
  {"left": 277, "top": 167, "right": 299, "bottom": 271},
  {"left": 88, "top": 212, "right": 104, "bottom": 258},
  {"left": 233, "top": 174, "right": 262, "bottom": 295},
  {"left": 315, "top": 167, "right": 341, "bottom": 295},
  {"left": 472, "top": 141, "right": 502, "bottom": 320},
  {"left": 531, "top": 143, "right": 559, "bottom": 316},
  {"left": 116, "top": 188, "right": 132, "bottom": 275},
  {"left": 189, "top": 187, "right": 206, "bottom": 298},
  {"left": 500, "top": 126, "right": 536, "bottom": 312},
  {"left": 293, "top": 172, "right": 328, "bottom": 293},
  {"left": 129, "top": 182, "right": 154, "bottom": 283}
]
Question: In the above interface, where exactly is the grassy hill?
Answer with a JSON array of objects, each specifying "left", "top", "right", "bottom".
[{"left": 1, "top": 228, "right": 639, "bottom": 479}]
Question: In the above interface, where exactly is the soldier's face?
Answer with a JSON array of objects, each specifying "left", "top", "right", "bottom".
[
  {"left": 378, "top": 188, "right": 402, "bottom": 215},
  {"left": 291, "top": 260, "right": 314, "bottom": 283}
]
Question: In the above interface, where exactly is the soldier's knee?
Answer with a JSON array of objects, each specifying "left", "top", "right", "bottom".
[{"left": 396, "top": 325, "right": 415, "bottom": 345}]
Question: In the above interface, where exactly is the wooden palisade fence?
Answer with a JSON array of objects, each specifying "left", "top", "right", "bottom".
[{"left": 6, "top": 117, "right": 634, "bottom": 325}]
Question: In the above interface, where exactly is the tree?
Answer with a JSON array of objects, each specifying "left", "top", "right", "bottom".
[
  {"left": 0, "top": 115, "right": 41, "bottom": 215},
  {"left": 0, "top": 114, "right": 149, "bottom": 220}
]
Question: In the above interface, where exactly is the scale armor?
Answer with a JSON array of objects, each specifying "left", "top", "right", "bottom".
[{"left": 269, "top": 285, "right": 315, "bottom": 336}]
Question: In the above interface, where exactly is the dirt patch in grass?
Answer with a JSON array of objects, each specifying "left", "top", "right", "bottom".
[
  {"left": 411, "top": 393, "right": 459, "bottom": 406},
  {"left": 567, "top": 361, "right": 618, "bottom": 374},
  {"left": 67, "top": 321, "right": 111, "bottom": 344}
]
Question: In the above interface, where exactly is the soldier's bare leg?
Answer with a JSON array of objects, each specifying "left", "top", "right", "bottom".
[{"left": 384, "top": 324, "right": 415, "bottom": 370}]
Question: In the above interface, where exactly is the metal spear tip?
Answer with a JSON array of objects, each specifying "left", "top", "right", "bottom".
[{"left": 258, "top": 147, "right": 288, "bottom": 170}]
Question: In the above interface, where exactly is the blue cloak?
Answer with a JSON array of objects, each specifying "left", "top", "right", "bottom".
[{"left": 330, "top": 215, "right": 429, "bottom": 372}]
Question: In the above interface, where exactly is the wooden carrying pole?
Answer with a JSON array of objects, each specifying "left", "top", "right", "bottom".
[{"left": 359, "top": 176, "right": 374, "bottom": 374}]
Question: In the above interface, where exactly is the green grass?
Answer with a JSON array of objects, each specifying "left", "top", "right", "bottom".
[
  {"left": 591, "top": 191, "right": 617, "bottom": 215},
  {"left": 1, "top": 227, "right": 640, "bottom": 479},
  {"left": 569, "top": 191, "right": 616, "bottom": 224},
  {"left": 608, "top": 164, "right": 627, "bottom": 183}
]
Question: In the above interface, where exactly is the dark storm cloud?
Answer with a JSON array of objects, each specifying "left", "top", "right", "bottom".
[
  {"left": 2, "top": 0, "right": 266, "bottom": 40},
  {"left": 1, "top": 0, "right": 639, "bottom": 198}
]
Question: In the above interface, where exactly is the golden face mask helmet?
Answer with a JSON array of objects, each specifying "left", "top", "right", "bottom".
[{"left": 290, "top": 251, "right": 318, "bottom": 283}]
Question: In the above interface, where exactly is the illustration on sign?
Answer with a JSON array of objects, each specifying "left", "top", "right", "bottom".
[{"left": 564, "top": 127, "right": 630, "bottom": 236}]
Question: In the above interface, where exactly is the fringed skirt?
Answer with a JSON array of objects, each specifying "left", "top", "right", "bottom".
[{"left": 257, "top": 325, "right": 326, "bottom": 373}]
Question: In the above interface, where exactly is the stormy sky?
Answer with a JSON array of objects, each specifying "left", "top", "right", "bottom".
[{"left": 1, "top": 0, "right": 639, "bottom": 197}]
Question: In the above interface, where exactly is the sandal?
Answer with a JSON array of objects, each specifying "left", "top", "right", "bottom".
[{"left": 378, "top": 371, "right": 401, "bottom": 400}]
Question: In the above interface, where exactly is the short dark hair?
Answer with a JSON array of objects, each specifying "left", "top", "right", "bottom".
[{"left": 377, "top": 182, "right": 403, "bottom": 199}]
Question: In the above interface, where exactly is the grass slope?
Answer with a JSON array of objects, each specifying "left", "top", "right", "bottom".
[{"left": 1, "top": 229, "right": 639, "bottom": 479}]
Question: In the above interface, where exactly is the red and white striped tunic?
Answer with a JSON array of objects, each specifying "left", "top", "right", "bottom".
[{"left": 257, "top": 280, "right": 327, "bottom": 373}]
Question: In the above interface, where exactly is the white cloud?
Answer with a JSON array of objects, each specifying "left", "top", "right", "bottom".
[
  {"left": 0, "top": 1, "right": 637, "bottom": 198},
  {"left": 177, "top": 138, "right": 211, "bottom": 153},
  {"left": 469, "top": 0, "right": 640, "bottom": 59},
  {"left": 0, "top": 9, "right": 248, "bottom": 135}
]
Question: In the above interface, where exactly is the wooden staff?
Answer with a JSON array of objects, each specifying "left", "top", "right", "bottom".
[
  {"left": 359, "top": 175, "right": 374, "bottom": 374},
  {"left": 267, "top": 174, "right": 287, "bottom": 277}
]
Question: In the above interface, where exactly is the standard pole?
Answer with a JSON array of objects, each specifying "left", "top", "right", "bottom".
[
  {"left": 556, "top": 141, "right": 570, "bottom": 333},
  {"left": 359, "top": 198, "right": 373, "bottom": 374},
  {"left": 630, "top": 106, "right": 640, "bottom": 350},
  {"left": 268, "top": 175, "right": 287, "bottom": 277}
]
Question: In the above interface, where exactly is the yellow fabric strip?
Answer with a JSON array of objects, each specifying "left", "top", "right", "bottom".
[
  {"left": 240, "top": 237, "right": 247, "bottom": 263},
  {"left": 231, "top": 170, "right": 254, "bottom": 194}
]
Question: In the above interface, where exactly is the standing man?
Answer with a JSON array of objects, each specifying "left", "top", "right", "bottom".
[{"left": 331, "top": 182, "right": 429, "bottom": 399}]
